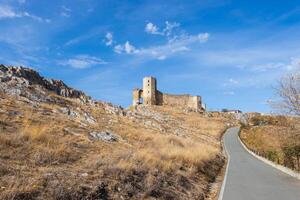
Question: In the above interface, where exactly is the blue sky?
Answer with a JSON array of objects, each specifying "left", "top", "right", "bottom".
[{"left": 1, "top": 0, "right": 300, "bottom": 112}]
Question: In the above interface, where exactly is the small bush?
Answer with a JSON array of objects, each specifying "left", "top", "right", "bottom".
[
  {"left": 250, "top": 115, "right": 289, "bottom": 127},
  {"left": 265, "top": 150, "right": 279, "bottom": 163},
  {"left": 282, "top": 144, "right": 300, "bottom": 171}
]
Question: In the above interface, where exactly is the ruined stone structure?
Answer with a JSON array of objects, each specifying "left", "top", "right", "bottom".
[{"left": 133, "top": 77, "right": 205, "bottom": 111}]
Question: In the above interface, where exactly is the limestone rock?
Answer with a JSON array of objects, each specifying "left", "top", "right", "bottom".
[
  {"left": 95, "top": 101, "right": 125, "bottom": 116},
  {"left": 89, "top": 131, "right": 119, "bottom": 142},
  {"left": 0, "top": 64, "right": 91, "bottom": 103}
]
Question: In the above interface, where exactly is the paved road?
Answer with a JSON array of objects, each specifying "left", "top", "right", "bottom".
[{"left": 221, "top": 127, "right": 300, "bottom": 200}]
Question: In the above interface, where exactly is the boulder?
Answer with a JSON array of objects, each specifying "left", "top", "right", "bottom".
[{"left": 89, "top": 131, "right": 119, "bottom": 142}]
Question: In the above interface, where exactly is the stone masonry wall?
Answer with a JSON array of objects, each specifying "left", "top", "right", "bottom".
[
  {"left": 157, "top": 92, "right": 201, "bottom": 110},
  {"left": 133, "top": 76, "right": 203, "bottom": 111}
]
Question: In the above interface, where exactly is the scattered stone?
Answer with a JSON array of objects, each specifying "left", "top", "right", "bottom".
[
  {"left": 8, "top": 110, "right": 21, "bottom": 116},
  {"left": 101, "top": 102, "right": 124, "bottom": 116},
  {"left": 89, "top": 131, "right": 119, "bottom": 142},
  {"left": 68, "top": 109, "right": 79, "bottom": 118},
  {"left": 84, "top": 112, "right": 96, "bottom": 124},
  {"left": 80, "top": 173, "right": 88, "bottom": 177},
  {"left": 58, "top": 107, "right": 69, "bottom": 114}
]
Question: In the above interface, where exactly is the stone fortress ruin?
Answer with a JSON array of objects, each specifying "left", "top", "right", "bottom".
[{"left": 133, "top": 77, "right": 205, "bottom": 111}]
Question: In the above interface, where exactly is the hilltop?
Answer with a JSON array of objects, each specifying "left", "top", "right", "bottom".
[{"left": 0, "top": 65, "right": 230, "bottom": 200}]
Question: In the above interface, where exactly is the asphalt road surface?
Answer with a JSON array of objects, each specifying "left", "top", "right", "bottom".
[{"left": 221, "top": 127, "right": 300, "bottom": 200}]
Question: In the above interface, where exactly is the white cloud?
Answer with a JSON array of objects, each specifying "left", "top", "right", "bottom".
[
  {"left": 145, "top": 21, "right": 180, "bottom": 37},
  {"left": 23, "top": 12, "right": 49, "bottom": 22},
  {"left": 157, "top": 55, "right": 166, "bottom": 60},
  {"left": 106, "top": 20, "right": 209, "bottom": 60},
  {"left": 0, "top": 5, "right": 50, "bottom": 22},
  {"left": 198, "top": 33, "right": 210, "bottom": 43},
  {"left": 60, "top": 55, "right": 107, "bottom": 69},
  {"left": 0, "top": 5, "right": 20, "bottom": 18},
  {"left": 229, "top": 78, "right": 239, "bottom": 84},
  {"left": 135, "top": 33, "right": 209, "bottom": 60},
  {"left": 171, "top": 46, "right": 189, "bottom": 53},
  {"left": 224, "top": 91, "right": 235, "bottom": 96},
  {"left": 223, "top": 78, "right": 239, "bottom": 87},
  {"left": 18, "top": 0, "right": 26, "bottom": 4},
  {"left": 145, "top": 22, "right": 161, "bottom": 35},
  {"left": 112, "top": 32, "right": 208, "bottom": 59},
  {"left": 114, "top": 41, "right": 139, "bottom": 54},
  {"left": 61, "top": 6, "right": 71, "bottom": 17},
  {"left": 65, "top": 28, "right": 103, "bottom": 46},
  {"left": 60, "top": 12, "right": 70, "bottom": 18},
  {"left": 105, "top": 32, "right": 113, "bottom": 46},
  {"left": 251, "top": 62, "right": 286, "bottom": 72},
  {"left": 124, "top": 41, "right": 139, "bottom": 54},
  {"left": 252, "top": 58, "right": 300, "bottom": 72},
  {"left": 114, "top": 44, "right": 123, "bottom": 54},
  {"left": 163, "top": 21, "right": 180, "bottom": 36}
]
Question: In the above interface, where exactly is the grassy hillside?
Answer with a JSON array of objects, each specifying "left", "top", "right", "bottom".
[
  {"left": 0, "top": 92, "right": 228, "bottom": 200},
  {"left": 240, "top": 114, "right": 300, "bottom": 172}
]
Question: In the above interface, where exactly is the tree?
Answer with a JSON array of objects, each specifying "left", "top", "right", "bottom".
[{"left": 273, "top": 72, "right": 300, "bottom": 115}]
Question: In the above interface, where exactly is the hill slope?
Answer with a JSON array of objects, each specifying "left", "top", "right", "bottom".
[
  {"left": 0, "top": 65, "right": 228, "bottom": 200},
  {"left": 240, "top": 114, "right": 300, "bottom": 172}
]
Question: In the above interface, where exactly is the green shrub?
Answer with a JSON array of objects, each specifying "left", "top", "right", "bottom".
[
  {"left": 265, "top": 150, "right": 279, "bottom": 163},
  {"left": 250, "top": 115, "right": 289, "bottom": 126},
  {"left": 282, "top": 144, "right": 300, "bottom": 171}
]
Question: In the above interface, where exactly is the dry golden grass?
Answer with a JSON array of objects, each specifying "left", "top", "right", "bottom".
[
  {"left": 22, "top": 121, "right": 52, "bottom": 144},
  {"left": 131, "top": 134, "right": 218, "bottom": 171},
  {"left": 0, "top": 94, "right": 228, "bottom": 200},
  {"left": 241, "top": 115, "right": 300, "bottom": 170}
]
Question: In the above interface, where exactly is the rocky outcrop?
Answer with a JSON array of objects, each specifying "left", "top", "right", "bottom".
[
  {"left": 0, "top": 64, "right": 90, "bottom": 103},
  {"left": 126, "top": 105, "right": 190, "bottom": 136},
  {"left": 89, "top": 131, "right": 120, "bottom": 142}
]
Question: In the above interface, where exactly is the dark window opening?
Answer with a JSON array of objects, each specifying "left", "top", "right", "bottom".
[{"left": 139, "top": 98, "right": 143, "bottom": 104}]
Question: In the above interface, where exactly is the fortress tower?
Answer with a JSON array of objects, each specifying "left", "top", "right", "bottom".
[
  {"left": 142, "top": 77, "right": 157, "bottom": 105},
  {"left": 132, "top": 76, "right": 205, "bottom": 112}
]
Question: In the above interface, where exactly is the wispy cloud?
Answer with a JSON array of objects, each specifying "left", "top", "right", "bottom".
[
  {"left": 114, "top": 41, "right": 139, "bottom": 54},
  {"left": 145, "top": 21, "right": 180, "bottom": 37},
  {"left": 59, "top": 55, "right": 107, "bottom": 69},
  {"left": 0, "top": 5, "right": 50, "bottom": 22},
  {"left": 61, "top": 6, "right": 71, "bottom": 18},
  {"left": 106, "top": 21, "right": 209, "bottom": 60},
  {"left": 65, "top": 27, "right": 104, "bottom": 46},
  {"left": 163, "top": 21, "right": 180, "bottom": 37},
  {"left": 251, "top": 58, "right": 300, "bottom": 72},
  {"left": 110, "top": 32, "right": 208, "bottom": 60},
  {"left": 197, "top": 32, "right": 209, "bottom": 43},
  {"left": 223, "top": 78, "right": 239, "bottom": 86},
  {"left": 0, "top": 5, "right": 22, "bottom": 19},
  {"left": 105, "top": 32, "right": 113, "bottom": 46},
  {"left": 135, "top": 33, "right": 208, "bottom": 60},
  {"left": 224, "top": 91, "right": 235, "bottom": 96}
]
